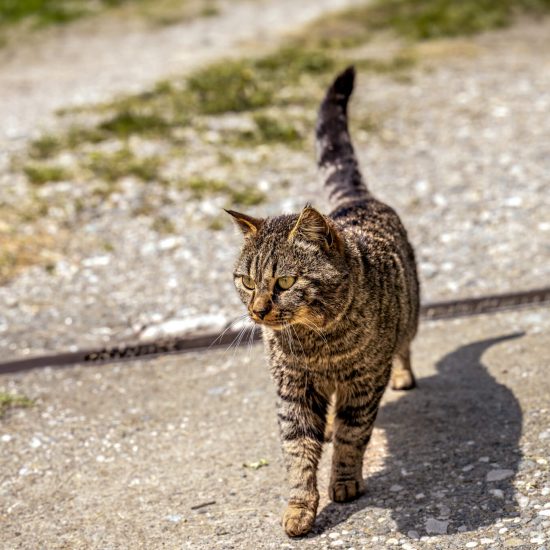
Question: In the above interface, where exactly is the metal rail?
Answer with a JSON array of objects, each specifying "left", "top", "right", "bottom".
[{"left": 1, "top": 286, "right": 549, "bottom": 374}]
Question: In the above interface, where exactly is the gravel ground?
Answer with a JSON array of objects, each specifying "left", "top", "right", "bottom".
[
  {"left": 1, "top": 17, "right": 549, "bottom": 359},
  {"left": 1, "top": 307, "right": 549, "bottom": 549}
]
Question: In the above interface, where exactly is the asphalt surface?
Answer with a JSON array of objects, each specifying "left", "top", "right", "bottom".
[{"left": 1, "top": 307, "right": 549, "bottom": 549}]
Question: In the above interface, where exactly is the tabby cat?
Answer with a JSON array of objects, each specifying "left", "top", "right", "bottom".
[{"left": 226, "top": 66, "right": 419, "bottom": 537}]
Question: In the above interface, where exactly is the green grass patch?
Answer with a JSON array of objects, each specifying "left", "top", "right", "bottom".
[
  {"left": 0, "top": 0, "right": 90, "bottom": 27},
  {"left": 97, "top": 110, "right": 172, "bottom": 139},
  {"left": 29, "top": 134, "right": 64, "bottom": 159},
  {"left": 24, "top": 163, "right": 71, "bottom": 184},
  {"left": 302, "top": 0, "right": 550, "bottom": 46},
  {"left": 86, "top": 148, "right": 161, "bottom": 182},
  {"left": 0, "top": 392, "right": 33, "bottom": 417},
  {"left": 186, "top": 48, "right": 334, "bottom": 115}
]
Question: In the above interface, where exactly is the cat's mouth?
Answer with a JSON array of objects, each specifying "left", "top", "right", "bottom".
[{"left": 250, "top": 316, "right": 285, "bottom": 329}]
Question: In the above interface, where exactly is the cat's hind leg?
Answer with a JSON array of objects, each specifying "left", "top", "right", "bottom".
[{"left": 390, "top": 345, "right": 416, "bottom": 390}]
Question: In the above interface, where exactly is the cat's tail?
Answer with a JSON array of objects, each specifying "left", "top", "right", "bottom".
[{"left": 316, "top": 66, "right": 369, "bottom": 206}]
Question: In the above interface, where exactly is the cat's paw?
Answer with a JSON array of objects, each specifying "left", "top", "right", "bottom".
[
  {"left": 283, "top": 503, "right": 316, "bottom": 537},
  {"left": 390, "top": 370, "right": 416, "bottom": 391},
  {"left": 329, "top": 479, "right": 365, "bottom": 503}
]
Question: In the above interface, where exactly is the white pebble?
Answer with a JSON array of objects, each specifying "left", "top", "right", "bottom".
[
  {"left": 465, "top": 543, "right": 478, "bottom": 548},
  {"left": 1, "top": 434, "right": 12, "bottom": 442}
]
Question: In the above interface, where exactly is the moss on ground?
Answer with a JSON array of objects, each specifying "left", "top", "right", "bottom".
[
  {"left": 24, "top": 163, "right": 72, "bottom": 184},
  {"left": 0, "top": 392, "right": 33, "bottom": 418}
]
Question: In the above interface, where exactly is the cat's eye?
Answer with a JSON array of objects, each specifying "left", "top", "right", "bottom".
[
  {"left": 277, "top": 276, "right": 296, "bottom": 290},
  {"left": 241, "top": 275, "right": 255, "bottom": 290}
]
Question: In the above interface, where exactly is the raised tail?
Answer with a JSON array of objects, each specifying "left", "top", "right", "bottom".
[{"left": 316, "top": 66, "right": 369, "bottom": 206}]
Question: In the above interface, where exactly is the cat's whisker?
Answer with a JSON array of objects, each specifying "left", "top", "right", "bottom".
[
  {"left": 209, "top": 313, "right": 249, "bottom": 350},
  {"left": 223, "top": 323, "right": 249, "bottom": 356},
  {"left": 246, "top": 323, "right": 257, "bottom": 355}
]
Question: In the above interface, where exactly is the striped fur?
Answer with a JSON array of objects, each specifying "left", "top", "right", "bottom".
[{"left": 227, "top": 66, "right": 419, "bottom": 537}]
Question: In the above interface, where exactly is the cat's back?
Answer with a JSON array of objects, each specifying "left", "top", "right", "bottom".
[{"left": 330, "top": 197, "right": 412, "bottom": 261}]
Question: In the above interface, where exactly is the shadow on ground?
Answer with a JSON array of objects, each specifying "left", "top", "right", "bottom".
[{"left": 314, "top": 333, "right": 524, "bottom": 537}]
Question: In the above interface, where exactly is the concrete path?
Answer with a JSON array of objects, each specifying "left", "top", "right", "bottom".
[{"left": 1, "top": 307, "right": 548, "bottom": 548}]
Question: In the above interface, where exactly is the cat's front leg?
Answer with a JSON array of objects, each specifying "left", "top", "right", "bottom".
[
  {"left": 277, "top": 379, "right": 328, "bottom": 537},
  {"left": 329, "top": 379, "right": 387, "bottom": 502}
]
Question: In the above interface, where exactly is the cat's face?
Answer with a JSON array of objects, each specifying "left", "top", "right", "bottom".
[{"left": 227, "top": 207, "right": 348, "bottom": 330}]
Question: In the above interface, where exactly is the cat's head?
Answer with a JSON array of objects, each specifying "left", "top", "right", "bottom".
[{"left": 226, "top": 206, "right": 349, "bottom": 330}]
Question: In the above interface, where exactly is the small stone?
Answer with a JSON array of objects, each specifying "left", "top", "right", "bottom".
[
  {"left": 165, "top": 514, "right": 182, "bottom": 523},
  {"left": 329, "top": 533, "right": 340, "bottom": 539},
  {"left": 407, "top": 531, "right": 420, "bottom": 540},
  {"left": 385, "top": 538, "right": 398, "bottom": 545},
  {"left": 478, "top": 457, "right": 490, "bottom": 462},
  {"left": 390, "top": 484, "right": 403, "bottom": 492},
  {"left": 1, "top": 434, "right": 12, "bottom": 442},
  {"left": 425, "top": 518, "right": 448, "bottom": 535},
  {"left": 486, "top": 469, "right": 514, "bottom": 482},
  {"left": 140, "top": 313, "right": 228, "bottom": 340},
  {"left": 490, "top": 489, "right": 504, "bottom": 498},
  {"left": 330, "top": 541, "right": 344, "bottom": 547},
  {"left": 538, "top": 510, "right": 550, "bottom": 517},
  {"left": 480, "top": 539, "right": 495, "bottom": 545},
  {"left": 499, "top": 527, "right": 508, "bottom": 534},
  {"left": 30, "top": 437, "right": 41, "bottom": 449},
  {"left": 465, "top": 543, "right": 478, "bottom": 548},
  {"left": 82, "top": 255, "right": 110, "bottom": 267}
]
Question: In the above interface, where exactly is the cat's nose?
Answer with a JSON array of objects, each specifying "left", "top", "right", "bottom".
[{"left": 252, "top": 304, "right": 272, "bottom": 320}]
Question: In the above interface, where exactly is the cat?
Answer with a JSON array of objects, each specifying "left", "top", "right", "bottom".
[{"left": 226, "top": 66, "right": 419, "bottom": 537}]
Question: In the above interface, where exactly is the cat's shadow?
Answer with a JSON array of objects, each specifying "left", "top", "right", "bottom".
[{"left": 313, "top": 332, "right": 524, "bottom": 537}]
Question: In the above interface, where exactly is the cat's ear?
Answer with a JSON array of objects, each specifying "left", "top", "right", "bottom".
[
  {"left": 288, "top": 205, "right": 342, "bottom": 252},
  {"left": 225, "top": 209, "right": 263, "bottom": 237}
]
